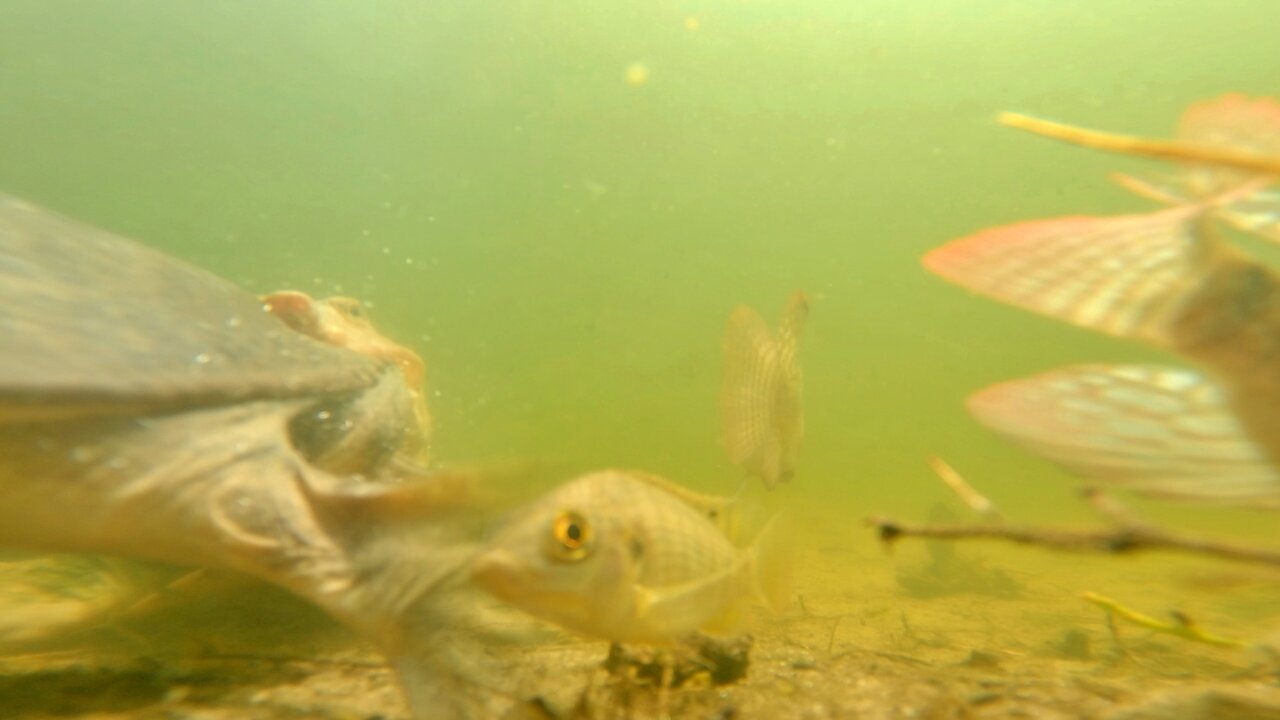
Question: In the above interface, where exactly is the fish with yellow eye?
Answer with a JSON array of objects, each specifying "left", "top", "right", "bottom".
[{"left": 470, "top": 470, "right": 787, "bottom": 645}]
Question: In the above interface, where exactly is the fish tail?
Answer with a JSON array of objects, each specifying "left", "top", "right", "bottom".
[{"left": 746, "top": 513, "right": 792, "bottom": 613}]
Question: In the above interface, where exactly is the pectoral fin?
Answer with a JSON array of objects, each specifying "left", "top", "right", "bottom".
[{"left": 924, "top": 206, "right": 1224, "bottom": 347}]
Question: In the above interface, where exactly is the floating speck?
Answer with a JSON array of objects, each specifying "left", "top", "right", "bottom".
[{"left": 624, "top": 62, "right": 650, "bottom": 87}]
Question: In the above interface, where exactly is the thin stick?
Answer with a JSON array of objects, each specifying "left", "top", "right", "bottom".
[
  {"left": 928, "top": 456, "right": 1002, "bottom": 520},
  {"left": 1081, "top": 592, "right": 1245, "bottom": 648},
  {"left": 998, "top": 112, "right": 1280, "bottom": 175},
  {"left": 866, "top": 514, "right": 1280, "bottom": 568}
]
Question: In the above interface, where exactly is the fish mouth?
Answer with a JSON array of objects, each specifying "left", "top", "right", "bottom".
[
  {"left": 470, "top": 549, "right": 529, "bottom": 601},
  {"left": 470, "top": 549, "right": 590, "bottom": 624}
]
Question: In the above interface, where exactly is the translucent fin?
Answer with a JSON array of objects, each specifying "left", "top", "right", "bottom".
[
  {"left": 777, "top": 291, "right": 810, "bottom": 361},
  {"left": 1207, "top": 188, "right": 1280, "bottom": 243},
  {"left": 1133, "top": 95, "right": 1280, "bottom": 242},
  {"left": 721, "top": 305, "right": 782, "bottom": 479},
  {"left": 924, "top": 206, "right": 1218, "bottom": 347},
  {"left": 745, "top": 513, "right": 790, "bottom": 613},
  {"left": 622, "top": 469, "right": 744, "bottom": 534},
  {"left": 1178, "top": 94, "right": 1280, "bottom": 160},
  {"left": 775, "top": 292, "right": 808, "bottom": 478},
  {"left": 968, "top": 364, "right": 1280, "bottom": 507}
]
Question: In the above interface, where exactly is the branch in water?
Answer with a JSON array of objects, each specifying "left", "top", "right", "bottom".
[
  {"left": 866, "top": 501, "right": 1280, "bottom": 569},
  {"left": 998, "top": 111, "right": 1280, "bottom": 175}
]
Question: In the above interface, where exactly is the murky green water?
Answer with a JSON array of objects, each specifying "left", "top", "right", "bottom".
[{"left": 2, "top": 2, "right": 1279, "bottom": 717}]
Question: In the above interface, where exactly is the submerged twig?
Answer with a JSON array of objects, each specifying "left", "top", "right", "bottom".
[
  {"left": 1081, "top": 592, "right": 1245, "bottom": 649},
  {"left": 998, "top": 111, "right": 1280, "bottom": 175},
  {"left": 928, "top": 456, "right": 1001, "bottom": 521},
  {"left": 868, "top": 488, "right": 1280, "bottom": 568}
]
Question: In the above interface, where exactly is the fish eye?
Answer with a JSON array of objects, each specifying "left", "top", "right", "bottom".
[{"left": 551, "top": 510, "right": 591, "bottom": 561}]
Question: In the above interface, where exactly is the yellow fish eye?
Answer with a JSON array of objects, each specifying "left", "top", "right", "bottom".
[{"left": 551, "top": 510, "right": 591, "bottom": 561}]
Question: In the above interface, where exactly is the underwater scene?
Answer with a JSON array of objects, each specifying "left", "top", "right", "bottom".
[{"left": 2, "top": 1, "right": 1280, "bottom": 718}]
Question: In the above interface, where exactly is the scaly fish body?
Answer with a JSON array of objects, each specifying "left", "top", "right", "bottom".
[
  {"left": 925, "top": 96, "right": 1280, "bottom": 507},
  {"left": 470, "top": 470, "right": 782, "bottom": 644},
  {"left": 721, "top": 291, "right": 809, "bottom": 489}
]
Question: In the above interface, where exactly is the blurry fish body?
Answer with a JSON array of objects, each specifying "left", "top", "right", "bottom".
[
  {"left": 470, "top": 470, "right": 786, "bottom": 645},
  {"left": 924, "top": 95, "right": 1280, "bottom": 509},
  {"left": 721, "top": 291, "right": 809, "bottom": 490}
]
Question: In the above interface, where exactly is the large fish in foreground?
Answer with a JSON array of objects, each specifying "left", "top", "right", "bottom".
[
  {"left": 471, "top": 470, "right": 786, "bottom": 644},
  {"left": 925, "top": 95, "right": 1280, "bottom": 508},
  {"left": 721, "top": 291, "right": 809, "bottom": 490}
]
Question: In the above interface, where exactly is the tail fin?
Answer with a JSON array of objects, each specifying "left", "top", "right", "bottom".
[
  {"left": 968, "top": 364, "right": 1280, "bottom": 507},
  {"left": 746, "top": 512, "right": 793, "bottom": 613}
]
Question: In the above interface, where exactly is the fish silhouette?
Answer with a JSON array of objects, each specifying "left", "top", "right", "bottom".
[{"left": 720, "top": 291, "right": 808, "bottom": 490}]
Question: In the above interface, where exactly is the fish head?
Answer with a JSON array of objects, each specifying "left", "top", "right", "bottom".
[{"left": 471, "top": 486, "right": 641, "bottom": 639}]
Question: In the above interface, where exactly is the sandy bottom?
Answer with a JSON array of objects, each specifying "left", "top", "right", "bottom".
[{"left": 2, "top": 508, "right": 1279, "bottom": 720}]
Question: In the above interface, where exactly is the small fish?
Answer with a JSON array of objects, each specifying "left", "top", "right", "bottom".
[
  {"left": 926, "top": 98, "right": 1280, "bottom": 507},
  {"left": 470, "top": 470, "right": 786, "bottom": 645},
  {"left": 721, "top": 291, "right": 809, "bottom": 489}
]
